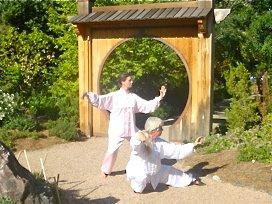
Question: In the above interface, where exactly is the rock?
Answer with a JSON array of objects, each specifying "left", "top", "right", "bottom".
[
  {"left": 0, "top": 140, "right": 55, "bottom": 204},
  {"left": 212, "top": 175, "right": 221, "bottom": 182}
]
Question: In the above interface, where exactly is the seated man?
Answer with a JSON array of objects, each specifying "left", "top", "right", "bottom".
[{"left": 126, "top": 117, "right": 204, "bottom": 193}]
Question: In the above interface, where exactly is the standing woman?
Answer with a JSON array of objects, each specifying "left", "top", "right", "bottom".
[{"left": 83, "top": 73, "right": 166, "bottom": 177}]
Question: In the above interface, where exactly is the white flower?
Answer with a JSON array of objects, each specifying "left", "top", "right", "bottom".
[{"left": 0, "top": 91, "right": 16, "bottom": 120}]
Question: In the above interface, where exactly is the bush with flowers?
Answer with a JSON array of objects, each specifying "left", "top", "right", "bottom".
[{"left": 0, "top": 90, "right": 16, "bottom": 123}]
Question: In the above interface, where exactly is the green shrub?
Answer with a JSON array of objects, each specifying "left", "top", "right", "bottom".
[
  {"left": 0, "top": 129, "right": 14, "bottom": 148},
  {"left": 0, "top": 128, "right": 43, "bottom": 149},
  {"left": 48, "top": 118, "right": 78, "bottom": 141},
  {"left": 239, "top": 144, "right": 271, "bottom": 163},
  {"left": 202, "top": 134, "right": 237, "bottom": 153},
  {"left": 224, "top": 64, "right": 261, "bottom": 131},
  {"left": 28, "top": 93, "right": 59, "bottom": 119},
  {"left": 10, "top": 130, "right": 42, "bottom": 140},
  {"left": 224, "top": 63, "right": 251, "bottom": 99},
  {"left": 238, "top": 114, "right": 272, "bottom": 163},
  {"left": 3, "top": 115, "right": 39, "bottom": 131},
  {"left": 202, "top": 114, "right": 272, "bottom": 163},
  {"left": 0, "top": 196, "right": 16, "bottom": 204},
  {"left": 226, "top": 97, "right": 261, "bottom": 130}
]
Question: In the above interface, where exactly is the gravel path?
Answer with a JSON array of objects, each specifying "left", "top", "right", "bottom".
[{"left": 17, "top": 137, "right": 272, "bottom": 204}]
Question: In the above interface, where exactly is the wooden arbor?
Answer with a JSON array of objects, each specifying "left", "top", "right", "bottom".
[{"left": 70, "top": 1, "right": 215, "bottom": 142}]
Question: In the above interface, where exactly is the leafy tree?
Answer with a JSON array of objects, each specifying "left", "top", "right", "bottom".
[
  {"left": 241, "top": 12, "right": 272, "bottom": 76},
  {"left": 224, "top": 63, "right": 261, "bottom": 131},
  {"left": 214, "top": 4, "right": 256, "bottom": 100},
  {"left": 0, "top": 26, "right": 58, "bottom": 117},
  {"left": 250, "top": 0, "right": 272, "bottom": 13},
  {"left": 0, "top": 0, "right": 78, "bottom": 135},
  {"left": 214, "top": 0, "right": 272, "bottom": 102},
  {"left": 0, "top": 0, "right": 56, "bottom": 33},
  {"left": 47, "top": 1, "right": 78, "bottom": 119}
]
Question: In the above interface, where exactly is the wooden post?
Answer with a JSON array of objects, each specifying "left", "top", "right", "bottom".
[
  {"left": 77, "top": 0, "right": 93, "bottom": 15},
  {"left": 77, "top": 0, "right": 93, "bottom": 137},
  {"left": 78, "top": 29, "right": 93, "bottom": 137},
  {"left": 197, "top": 0, "right": 214, "bottom": 8}
]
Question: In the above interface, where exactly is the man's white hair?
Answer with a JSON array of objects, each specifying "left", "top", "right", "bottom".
[{"left": 144, "top": 117, "right": 163, "bottom": 133}]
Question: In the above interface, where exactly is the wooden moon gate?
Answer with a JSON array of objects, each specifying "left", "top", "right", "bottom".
[{"left": 70, "top": 1, "right": 215, "bottom": 142}]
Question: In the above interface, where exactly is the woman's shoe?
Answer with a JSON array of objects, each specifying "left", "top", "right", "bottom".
[
  {"left": 191, "top": 178, "right": 206, "bottom": 186},
  {"left": 101, "top": 171, "right": 109, "bottom": 178}
]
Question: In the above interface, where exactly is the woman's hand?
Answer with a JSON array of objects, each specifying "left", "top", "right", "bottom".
[
  {"left": 137, "top": 131, "right": 149, "bottom": 142},
  {"left": 159, "top": 85, "right": 167, "bottom": 98},
  {"left": 194, "top": 136, "right": 204, "bottom": 146}
]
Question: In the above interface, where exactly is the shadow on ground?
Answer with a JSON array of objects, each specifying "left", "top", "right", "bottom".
[
  {"left": 57, "top": 179, "right": 120, "bottom": 204},
  {"left": 142, "top": 183, "right": 169, "bottom": 194},
  {"left": 186, "top": 161, "right": 227, "bottom": 178},
  {"left": 161, "top": 159, "right": 226, "bottom": 178},
  {"left": 110, "top": 170, "right": 126, "bottom": 176},
  {"left": 60, "top": 188, "right": 119, "bottom": 204},
  {"left": 61, "top": 192, "right": 119, "bottom": 204}
]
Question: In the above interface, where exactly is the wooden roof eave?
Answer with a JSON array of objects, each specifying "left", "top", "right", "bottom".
[
  {"left": 69, "top": 7, "right": 214, "bottom": 37},
  {"left": 72, "top": 17, "right": 207, "bottom": 29},
  {"left": 91, "top": 1, "right": 200, "bottom": 13}
]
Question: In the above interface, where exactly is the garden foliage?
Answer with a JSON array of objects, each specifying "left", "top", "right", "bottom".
[
  {"left": 0, "top": 0, "right": 78, "bottom": 141},
  {"left": 0, "top": 0, "right": 271, "bottom": 163},
  {"left": 0, "top": 196, "right": 16, "bottom": 204},
  {"left": 204, "top": 0, "right": 272, "bottom": 163}
]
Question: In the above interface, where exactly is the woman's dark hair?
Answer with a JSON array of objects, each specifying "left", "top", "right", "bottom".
[{"left": 118, "top": 73, "right": 133, "bottom": 87}]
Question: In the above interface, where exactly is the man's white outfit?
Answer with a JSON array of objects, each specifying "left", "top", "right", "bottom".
[{"left": 126, "top": 132, "right": 195, "bottom": 193}]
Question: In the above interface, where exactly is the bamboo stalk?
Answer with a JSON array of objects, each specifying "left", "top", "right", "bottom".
[
  {"left": 17, "top": 150, "right": 23, "bottom": 160},
  {"left": 43, "top": 153, "right": 48, "bottom": 166},
  {"left": 40, "top": 158, "right": 47, "bottom": 181},
  {"left": 39, "top": 153, "right": 48, "bottom": 176},
  {"left": 23, "top": 150, "right": 31, "bottom": 172}
]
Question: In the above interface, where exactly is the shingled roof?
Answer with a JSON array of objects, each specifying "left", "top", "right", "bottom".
[{"left": 69, "top": 6, "right": 212, "bottom": 25}]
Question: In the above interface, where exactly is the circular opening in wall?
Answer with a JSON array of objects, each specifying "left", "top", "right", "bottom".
[{"left": 100, "top": 38, "right": 189, "bottom": 129}]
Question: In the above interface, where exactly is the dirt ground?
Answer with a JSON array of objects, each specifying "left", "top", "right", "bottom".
[
  {"left": 183, "top": 149, "right": 272, "bottom": 195},
  {"left": 14, "top": 136, "right": 272, "bottom": 196}
]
